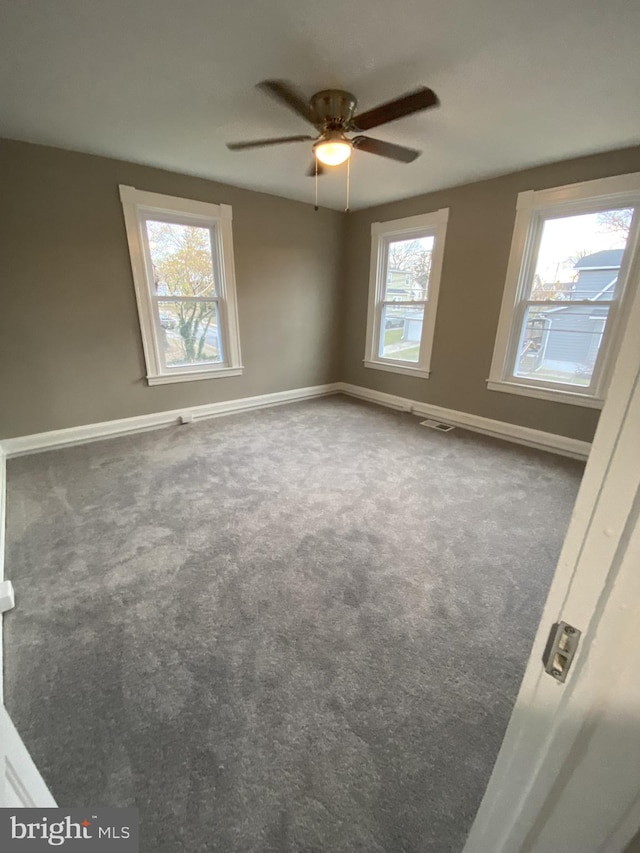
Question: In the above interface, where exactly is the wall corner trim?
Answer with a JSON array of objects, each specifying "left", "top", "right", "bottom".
[
  {"left": 337, "top": 382, "right": 591, "bottom": 460},
  {"left": 0, "top": 384, "right": 342, "bottom": 458}
]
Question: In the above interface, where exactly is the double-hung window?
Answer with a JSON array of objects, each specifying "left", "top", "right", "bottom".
[
  {"left": 489, "top": 173, "right": 640, "bottom": 407},
  {"left": 364, "top": 209, "right": 449, "bottom": 379},
  {"left": 120, "top": 186, "right": 242, "bottom": 385}
]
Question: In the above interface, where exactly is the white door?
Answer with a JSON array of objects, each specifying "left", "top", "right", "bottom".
[
  {"left": 0, "top": 704, "right": 57, "bottom": 807},
  {"left": 0, "top": 462, "right": 56, "bottom": 808},
  {"left": 463, "top": 256, "right": 640, "bottom": 851}
]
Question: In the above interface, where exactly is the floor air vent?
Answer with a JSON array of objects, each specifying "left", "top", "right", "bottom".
[{"left": 420, "top": 419, "right": 456, "bottom": 432}]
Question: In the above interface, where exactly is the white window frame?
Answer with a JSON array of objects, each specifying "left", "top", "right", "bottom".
[
  {"left": 119, "top": 186, "right": 243, "bottom": 386},
  {"left": 488, "top": 173, "right": 640, "bottom": 408},
  {"left": 364, "top": 209, "right": 449, "bottom": 379}
]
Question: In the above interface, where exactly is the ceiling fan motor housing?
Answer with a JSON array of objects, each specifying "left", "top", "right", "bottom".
[
  {"left": 310, "top": 90, "right": 357, "bottom": 130},
  {"left": 226, "top": 81, "right": 437, "bottom": 170}
]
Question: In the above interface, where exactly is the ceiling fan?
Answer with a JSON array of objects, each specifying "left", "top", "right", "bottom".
[{"left": 226, "top": 80, "right": 439, "bottom": 175}]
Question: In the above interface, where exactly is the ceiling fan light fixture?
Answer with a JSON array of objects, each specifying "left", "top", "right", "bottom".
[{"left": 313, "top": 133, "right": 352, "bottom": 166}]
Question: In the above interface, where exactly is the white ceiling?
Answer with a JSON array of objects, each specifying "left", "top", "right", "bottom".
[{"left": 1, "top": 0, "right": 639, "bottom": 210}]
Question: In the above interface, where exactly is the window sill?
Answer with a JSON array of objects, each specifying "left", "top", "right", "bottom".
[
  {"left": 364, "top": 360, "right": 430, "bottom": 379},
  {"left": 147, "top": 367, "right": 244, "bottom": 386},
  {"left": 486, "top": 378, "right": 604, "bottom": 409}
]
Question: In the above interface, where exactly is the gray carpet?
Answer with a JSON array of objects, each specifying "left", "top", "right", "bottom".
[{"left": 4, "top": 396, "right": 583, "bottom": 852}]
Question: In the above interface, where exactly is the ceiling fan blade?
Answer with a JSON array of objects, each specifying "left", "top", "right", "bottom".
[
  {"left": 306, "top": 160, "right": 326, "bottom": 177},
  {"left": 257, "top": 80, "right": 316, "bottom": 127},
  {"left": 226, "top": 134, "right": 315, "bottom": 151},
  {"left": 352, "top": 87, "right": 439, "bottom": 131},
  {"left": 352, "top": 136, "right": 421, "bottom": 163}
]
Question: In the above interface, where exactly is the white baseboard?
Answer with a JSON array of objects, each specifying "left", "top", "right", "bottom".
[
  {"left": 0, "top": 380, "right": 590, "bottom": 461},
  {"left": 1, "top": 383, "right": 341, "bottom": 458},
  {"left": 338, "top": 384, "right": 415, "bottom": 413},
  {"left": 337, "top": 382, "right": 591, "bottom": 460}
]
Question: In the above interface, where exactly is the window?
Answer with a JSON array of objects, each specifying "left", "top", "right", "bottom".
[
  {"left": 489, "top": 174, "right": 640, "bottom": 407},
  {"left": 120, "top": 186, "right": 242, "bottom": 385},
  {"left": 364, "top": 209, "right": 449, "bottom": 378}
]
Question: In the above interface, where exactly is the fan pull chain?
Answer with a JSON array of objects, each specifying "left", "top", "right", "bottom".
[
  {"left": 345, "top": 156, "right": 350, "bottom": 213},
  {"left": 314, "top": 159, "right": 319, "bottom": 211}
]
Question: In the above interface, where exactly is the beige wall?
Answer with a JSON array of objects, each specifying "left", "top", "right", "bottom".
[
  {"left": 342, "top": 145, "right": 640, "bottom": 443},
  {"left": 0, "top": 139, "right": 345, "bottom": 438},
  {"left": 2, "top": 139, "right": 640, "bottom": 442}
]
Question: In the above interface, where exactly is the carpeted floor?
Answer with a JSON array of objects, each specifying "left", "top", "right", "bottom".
[{"left": 4, "top": 396, "right": 583, "bottom": 852}]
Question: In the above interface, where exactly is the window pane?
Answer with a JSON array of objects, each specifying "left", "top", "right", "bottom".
[
  {"left": 379, "top": 304, "right": 424, "bottom": 362},
  {"left": 146, "top": 220, "right": 217, "bottom": 297},
  {"left": 515, "top": 304, "right": 609, "bottom": 387},
  {"left": 157, "top": 300, "right": 222, "bottom": 367},
  {"left": 384, "top": 235, "right": 434, "bottom": 301},
  {"left": 529, "top": 208, "right": 632, "bottom": 302}
]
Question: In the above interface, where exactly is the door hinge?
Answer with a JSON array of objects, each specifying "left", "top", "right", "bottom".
[{"left": 543, "top": 621, "right": 581, "bottom": 683}]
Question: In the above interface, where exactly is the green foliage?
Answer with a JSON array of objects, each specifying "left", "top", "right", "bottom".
[
  {"left": 384, "top": 327, "right": 404, "bottom": 345},
  {"left": 147, "top": 221, "right": 218, "bottom": 363}
]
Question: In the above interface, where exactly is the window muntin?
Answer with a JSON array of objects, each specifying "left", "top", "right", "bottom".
[
  {"left": 380, "top": 304, "right": 425, "bottom": 363},
  {"left": 510, "top": 207, "right": 633, "bottom": 392},
  {"left": 119, "top": 187, "right": 242, "bottom": 386},
  {"left": 155, "top": 299, "right": 221, "bottom": 368},
  {"left": 144, "top": 219, "right": 224, "bottom": 370},
  {"left": 489, "top": 175, "right": 640, "bottom": 407},
  {"left": 365, "top": 210, "right": 448, "bottom": 378},
  {"left": 378, "top": 235, "right": 433, "bottom": 365}
]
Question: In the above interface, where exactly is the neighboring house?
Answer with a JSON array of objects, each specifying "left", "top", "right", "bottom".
[
  {"left": 386, "top": 267, "right": 426, "bottom": 301},
  {"left": 571, "top": 249, "right": 623, "bottom": 298},
  {"left": 520, "top": 249, "right": 623, "bottom": 380},
  {"left": 402, "top": 309, "right": 424, "bottom": 343},
  {"left": 384, "top": 268, "right": 426, "bottom": 348}
]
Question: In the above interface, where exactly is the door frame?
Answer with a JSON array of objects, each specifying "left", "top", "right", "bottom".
[
  {"left": 0, "top": 448, "right": 57, "bottom": 808},
  {"left": 463, "top": 234, "right": 640, "bottom": 852}
]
